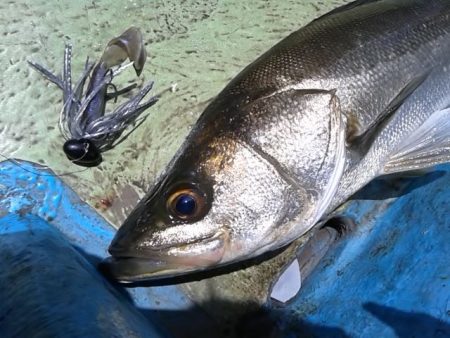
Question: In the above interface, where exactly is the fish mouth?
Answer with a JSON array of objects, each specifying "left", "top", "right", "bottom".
[{"left": 101, "top": 231, "right": 226, "bottom": 283}]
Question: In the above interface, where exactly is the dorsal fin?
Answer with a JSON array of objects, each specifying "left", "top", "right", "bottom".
[{"left": 314, "top": 0, "right": 383, "bottom": 21}]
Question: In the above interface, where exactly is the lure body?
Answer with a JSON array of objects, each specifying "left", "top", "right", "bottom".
[{"left": 29, "top": 27, "right": 158, "bottom": 167}]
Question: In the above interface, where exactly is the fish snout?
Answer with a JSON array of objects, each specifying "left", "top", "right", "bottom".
[{"left": 103, "top": 229, "right": 228, "bottom": 282}]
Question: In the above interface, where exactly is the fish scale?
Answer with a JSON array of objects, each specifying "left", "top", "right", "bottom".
[
  {"left": 227, "top": 0, "right": 450, "bottom": 133},
  {"left": 334, "top": 62, "right": 450, "bottom": 208}
]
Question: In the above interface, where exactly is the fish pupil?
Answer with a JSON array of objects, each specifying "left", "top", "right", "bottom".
[{"left": 175, "top": 194, "right": 196, "bottom": 216}]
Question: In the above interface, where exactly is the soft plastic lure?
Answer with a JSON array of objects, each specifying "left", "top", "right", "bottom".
[{"left": 28, "top": 27, "right": 158, "bottom": 167}]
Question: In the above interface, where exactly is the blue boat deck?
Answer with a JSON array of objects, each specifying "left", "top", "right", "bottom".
[{"left": 0, "top": 160, "right": 449, "bottom": 337}]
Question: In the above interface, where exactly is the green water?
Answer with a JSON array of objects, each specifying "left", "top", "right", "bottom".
[{"left": 0, "top": 0, "right": 350, "bottom": 228}]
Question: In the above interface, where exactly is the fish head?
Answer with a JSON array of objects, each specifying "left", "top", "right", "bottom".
[
  {"left": 104, "top": 90, "right": 346, "bottom": 282},
  {"left": 105, "top": 138, "right": 297, "bottom": 282}
]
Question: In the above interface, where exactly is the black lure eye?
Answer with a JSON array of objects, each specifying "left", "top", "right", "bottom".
[
  {"left": 63, "top": 138, "right": 102, "bottom": 167},
  {"left": 167, "top": 188, "right": 207, "bottom": 221}
]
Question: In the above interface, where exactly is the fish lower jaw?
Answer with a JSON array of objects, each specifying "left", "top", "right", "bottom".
[{"left": 102, "top": 232, "right": 227, "bottom": 282}]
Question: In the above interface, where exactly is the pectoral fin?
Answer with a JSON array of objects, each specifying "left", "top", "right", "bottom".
[
  {"left": 383, "top": 107, "right": 450, "bottom": 174},
  {"left": 270, "top": 258, "right": 301, "bottom": 304},
  {"left": 349, "top": 72, "right": 430, "bottom": 153},
  {"left": 314, "top": 0, "right": 384, "bottom": 22}
]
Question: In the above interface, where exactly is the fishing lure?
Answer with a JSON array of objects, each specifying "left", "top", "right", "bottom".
[{"left": 28, "top": 27, "right": 158, "bottom": 167}]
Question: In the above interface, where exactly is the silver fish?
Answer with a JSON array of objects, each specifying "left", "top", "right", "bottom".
[{"left": 103, "top": 0, "right": 450, "bottom": 282}]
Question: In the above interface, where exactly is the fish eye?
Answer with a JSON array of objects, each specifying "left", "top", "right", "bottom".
[{"left": 166, "top": 188, "right": 207, "bottom": 221}]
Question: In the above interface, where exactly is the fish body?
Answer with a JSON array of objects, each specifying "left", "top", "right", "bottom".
[{"left": 104, "top": 0, "right": 450, "bottom": 282}]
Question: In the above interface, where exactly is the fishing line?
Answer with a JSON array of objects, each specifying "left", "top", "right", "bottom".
[{"left": 0, "top": 153, "right": 90, "bottom": 177}]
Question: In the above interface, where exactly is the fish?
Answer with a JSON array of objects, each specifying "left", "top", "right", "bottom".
[
  {"left": 102, "top": 0, "right": 450, "bottom": 282},
  {"left": 28, "top": 27, "right": 158, "bottom": 167}
]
